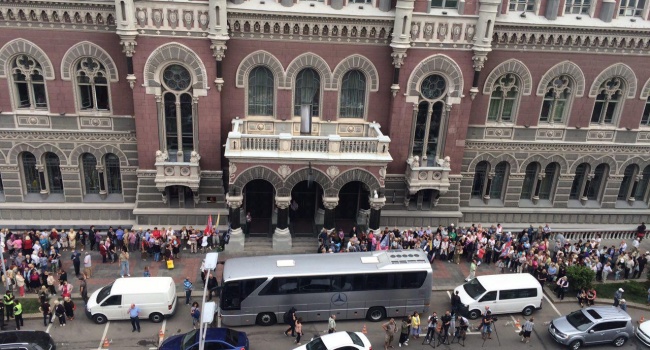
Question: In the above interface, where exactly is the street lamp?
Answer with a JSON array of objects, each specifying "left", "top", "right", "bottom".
[{"left": 199, "top": 252, "right": 219, "bottom": 350}]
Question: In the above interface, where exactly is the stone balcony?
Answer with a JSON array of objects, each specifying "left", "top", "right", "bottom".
[
  {"left": 405, "top": 156, "right": 451, "bottom": 195},
  {"left": 154, "top": 150, "right": 202, "bottom": 199},
  {"left": 224, "top": 118, "right": 392, "bottom": 164}
]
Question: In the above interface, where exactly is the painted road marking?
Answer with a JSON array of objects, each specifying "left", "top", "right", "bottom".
[
  {"left": 97, "top": 321, "right": 110, "bottom": 350},
  {"left": 45, "top": 321, "right": 52, "bottom": 334},
  {"left": 159, "top": 319, "right": 167, "bottom": 347},
  {"left": 543, "top": 294, "right": 562, "bottom": 316}
]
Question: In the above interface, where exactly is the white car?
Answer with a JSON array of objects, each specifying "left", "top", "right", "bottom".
[
  {"left": 636, "top": 320, "right": 650, "bottom": 346},
  {"left": 293, "top": 331, "right": 372, "bottom": 350}
]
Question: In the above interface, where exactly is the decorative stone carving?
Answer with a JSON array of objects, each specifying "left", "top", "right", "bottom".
[
  {"left": 226, "top": 194, "right": 243, "bottom": 209},
  {"left": 322, "top": 197, "right": 339, "bottom": 210},
  {"left": 423, "top": 23, "right": 434, "bottom": 40},
  {"left": 326, "top": 166, "right": 340, "bottom": 178},
  {"left": 190, "top": 151, "right": 201, "bottom": 164},
  {"left": 168, "top": 9, "right": 178, "bottom": 29},
  {"left": 410, "top": 22, "right": 419, "bottom": 40},
  {"left": 275, "top": 196, "right": 291, "bottom": 209},
  {"left": 210, "top": 40, "right": 228, "bottom": 61},
  {"left": 229, "top": 163, "right": 237, "bottom": 175},
  {"left": 183, "top": 10, "right": 193, "bottom": 30},
  {"left": 120, "top": 39, "right": 137, "bottom": 57},
  {"left": 152, "top": 9, "right": 163, "bottom": 28},
  {"left": 369, "top": 196, "right": 386, "bottom": 210},
  {"left": 136, "top": 8, "right": 147, "bottom": 27},
  {"left": 472, "top": 54, "right": 488, "bottom": 71},
  {"left": 198, "top": 11, "right": 209, "bottom": 30},
  {"left": 437, "top": 23, "right": 447, "bottom": 40},
  {"left": 451, "top": 24, "right": 462, "bottom": 41},
  {"left": 278, "top": 165, "right": 292, "bottom": 178},
  {"left": 155, "top": 150, "right": 169, "bottom": 163}
]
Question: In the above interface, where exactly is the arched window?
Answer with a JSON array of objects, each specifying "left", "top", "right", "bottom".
[
  {"left": 489, "top": 161, "right": 509, "bottom": 200},
  {"left": 471, "top": 161, "right": 489, "bottom": 199},
  {"left": 105, "top": 153, "right": 122, "bottom": 194},
  {"left": 411, "top": 74, "right": 446, "bottom": 166},
  {"left": 81, "top": 153, "right": 100, "bottom": 194},
  {"left": 21, "top": 152, "right": 40, "bottom": 193},
  {"left": 587, "top": 164, "right": 608, "bottom": 201},
  {"left": 539, "top": 162, "right": 559, "bottom": 200},
  {"left": 76, "top": 57, "right": 110, "bottom": 111},
  {"left": 641, "top": 96, "right": 650, "bottom": 126},
  {"left": 635, "top": 165, "right": 650, "bottom": 202},
  {"left": 11, "top": 54, "right": 47, "bottom": 109},
  {"left": 487, "top": 74, "right": 519, "bottom": 123},
  {"left": 294, "top": 68, "right": 320, "bottom": 117},
  {"left": 570, "top": 163, "right": 590, "bottom": 200},
  {"left": 521, "top": 162, "right": 540, "bottom": 200},
  {"left": 540, "top": 76, "right": 572, "bottom": 124},
  {"left": 162, "top": 64, "right": 194, "bottom": 162},
  {"left": 591, "top": 77, "right": 623, "bottom": 125},
  {"left": 618, "top": 164, "right": 638, "bottom": 201},
  {"left": 44, "top": 152, "right": 63, "bottom": 194},
  {"left": 248, "top": 66, "right": 274, "bottom": 116},
  {"left": 339, "top": 70, "right": 366, "bottom": 118}
]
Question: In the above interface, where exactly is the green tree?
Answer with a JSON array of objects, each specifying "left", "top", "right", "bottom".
[{"left": 565, "top": 265, "right": 595, "bottom": 291}]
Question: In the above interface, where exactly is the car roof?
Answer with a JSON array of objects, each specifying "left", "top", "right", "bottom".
[
  {"left": 475, "top": 273, "right": 539, "bottom": 290},
  {"left": 0, "top": 330, "right": 52, "bottom": 348},
  {"left": 581, "top": 306, "right": 631, "bottom": 321},
  {"left": 320, "top": 331, "right": 368, "bottom": 347}
]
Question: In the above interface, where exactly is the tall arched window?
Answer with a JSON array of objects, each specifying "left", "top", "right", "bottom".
[
  {"left": 162, "top": 64, "right": 194, "bottom": 162},
  {"left": 539, "top": 162, "right": 559, "bottom": 200},
  {"left": 339, "top": 70, "right": 366, "bottom": 118},
  {"left": 487, "top": 74, "right": 519, "bottom": 123},
  {"left": 591, "top": 77, "right": 623, "bottom": 125},
  {"left": 489, "top": 161, "right": 509, "bottom": 200},
  {"left": 44, "top": 152, "right": 63, "bottom": 194},
  {"left": 21, "top": 152, "right": 40, "bottom": 193},
  {"left": 294, "top": 68, "right": 320, "bottom": 117},
  {"left": 570, "top": 163, "right": 590, "bottom": 200},
  {"left": 81, "top": 153, "right": 100, "bottom": 194},
  {"left": 587, "top": 164, "right": 608, "bottom": 201},
  {"left": 618, "top": 164, "right": 638, "bottom": 201},
  {"left": 11, "top": 54, "right": 47, "bottom": 109},
  {"left": 76, "top": 57, "right": 110, "bottom": 111},
  {"left": 471, "top": 161, "right": 489, "bottom": 199},
  {"left": 105, "top": 153, "right": 122, "bottom": 194},
  {"left": 411, "top": 74, "right": 446, "bottom": 166},
  {"left": 248, "top": 66, "right": 274, "bottom": 116},
  {"left": 540, "top": 76, "right": 572, "bottom": 124},
  {"left": 635, "top": 165, "right": 650, "bottom": 202},
  {"left": 521, "top": 162, "right": 540, "bottom": 200}
]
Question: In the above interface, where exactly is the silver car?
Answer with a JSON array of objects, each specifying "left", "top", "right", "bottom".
[{"left": 548, "top": 306, "right": 633, "bottom": 350}]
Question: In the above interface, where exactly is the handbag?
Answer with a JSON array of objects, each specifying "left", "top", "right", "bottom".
[
  {"left": 519, "top": 329, "right": 524, "bottom": 336},
  {"left": 167, "top": 260, "right": 174, "bottom": 269}
]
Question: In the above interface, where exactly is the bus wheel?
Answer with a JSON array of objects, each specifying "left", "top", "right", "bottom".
[
  {"left": 366, "top": 307, "right": 386, "bottom": 322},
  {"left": 256, "top": 312, "right": 277, "bottom": 326}
]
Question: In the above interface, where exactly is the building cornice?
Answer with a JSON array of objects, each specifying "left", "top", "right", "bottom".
[
  {"left": 0, "top": 130, "right": 136, "bottom": 142},
  {"left": 464, "top": 140, "right": 650, "bottom": 153}
]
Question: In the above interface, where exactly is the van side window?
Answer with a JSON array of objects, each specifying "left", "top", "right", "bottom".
[
  {"left": 101, "top": 295, "right": 122, "bottom": 306},
  {"left": 591, "top": 322, "right": 624, "bottom": 332},
  {"left": 479, "top": 291, "right": 497, "bottom": 302},
  {"left": 499, "top": 288, "right": 538, "bottom": 300}
]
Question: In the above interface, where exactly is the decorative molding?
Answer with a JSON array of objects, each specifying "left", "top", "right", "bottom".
[
  {"left": 235, "top": 50, "right": 285, "bottom": 89},
  {"left": 60, "top": 41, "right": 119, "bottom": 82},
  {"left": 326, "top": 166, "right": 340, "bottom": 178},
  {"left": 79, "top": 117, "right": 112, "bottom": 129},
  {"left": 16, "top": 115, "right": 50, "bottom": 128},
  {"left": 0, "top": 130, "right": 136, "bottom": 142},
  {"left": 484, "top": 127, "right": 514, "bottom": 139},
  {"left": 0, "top": 38, "right": 55, "bottom": 79},
  {"left": 143, "top": 42, "right": 208, "bottom": 91},
  {"left": 331, "top": 54, "right": 379, "bottom": 92},
  {"left": 464, "top": 141, "right": 650, "bottom": 153},
  {"left": 588, "top": 63, "right": 637, "bottom": 98},
  {"left": 536, "top": 61, "right": 585, "bottom": 97},
  {"left": 0, "top": 5, "right": 116, "bottom": 35},
  {"left": 285, "top": 52, "right": 333, "bottom": 90},
  {"left": 483, "top": 59, "right": 533, "bottom": 96},
  {"left": 587, "top": 130, "right": 616, "bottom": 142},
  {"left": 406, "top": 54, "right": 464, "bottom": 99},
  {"left": 536, "top": 128, "right": 565, "bottom": 140},
  {"left": 278, "top": 164, "right": 292, "bottom": 178}
]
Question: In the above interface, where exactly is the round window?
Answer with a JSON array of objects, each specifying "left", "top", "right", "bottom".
[
  {"left": 420, "top": 74, "right": 446, "bottom": 100},
  {"left": 162, "top": 64, "right": 192, "bottom": 91}
]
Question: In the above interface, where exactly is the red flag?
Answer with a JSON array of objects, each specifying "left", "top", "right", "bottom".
[{"left": 206, "top": 215, "right": 213, "bottom": 234}]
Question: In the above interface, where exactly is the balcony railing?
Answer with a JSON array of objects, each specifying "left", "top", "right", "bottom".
[
  {"left": 225, "top": 119, "right": 392, "bottom": 162},
  {"left": 405, "top": 156, "right": 451, "bottom": 195},
  {"left": 154, "top": 150, "right": 202, "bottom": 193}
]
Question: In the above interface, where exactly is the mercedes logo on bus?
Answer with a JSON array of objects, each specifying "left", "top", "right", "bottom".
[{"left": 331, "top": 293, "right": 348, "bottom": 306}]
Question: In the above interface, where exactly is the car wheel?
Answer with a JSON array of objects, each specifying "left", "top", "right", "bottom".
[
  {"left": 612, "top": 336, "right": 627, "bottom": 347},
  {"left": 256, "top": 312, "right": 277, "bottom": 326},
  {"left": 149, "top": 312, "right": 164, "bottom": 323},
  {"left": 468, "top": 309, "right": 481, "bottom": 320},
  {"left": 366, "top": 307, "right": 386, "bottom": 322},
  {"left": 93, "top": 314, "right": 107, "bottom": 324},
  {"left": 522, "top": 306, "right": 534, "bottom": 316},
  {"left": 569, "top": 340, "right": 582, "bottom": 350}
]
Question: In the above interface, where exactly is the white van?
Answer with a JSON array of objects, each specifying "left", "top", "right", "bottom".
[
  {"left": 453, "top": 273, "right": 542, "bottom": 320},
  {"left": 85, "top": 277, "right": 178, "bottom": 324}
]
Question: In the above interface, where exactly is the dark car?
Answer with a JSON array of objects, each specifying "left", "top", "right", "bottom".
[
  {"left": 0, "top": 330, "right": 56, "bottom": 350},
  {"left": 159, "top": 328, "right": 249, "bottom": 350}
]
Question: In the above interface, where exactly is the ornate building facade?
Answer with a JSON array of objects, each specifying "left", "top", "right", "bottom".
[{"left": 0, "top": 0, "right": 648, "bottom": 248}]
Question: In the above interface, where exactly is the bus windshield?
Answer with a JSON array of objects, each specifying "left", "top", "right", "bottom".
[{"left": 463, "top": 279, "right": 486, "bottom": 299}]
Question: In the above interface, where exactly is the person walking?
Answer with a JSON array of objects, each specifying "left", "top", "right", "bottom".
[
  {"left": 614, "top": 288, "right": 624, "bottom": 307},
  {"left": 183, "top": 278, "right": 193, "bottom": 305},
  {"left": 328, "top": 314, "right": 337, "bottom": 333},
  {"left": 283, "top": 307, "right": 297, "bottom": 337},
  {"left": 294, "top": 317, "right": 304, "bottom": 345},
  {"left": 521, "top": 317, "right": 534, "bottom": 343},
  {"left": 83, "top": 252, "right": 92, "bottom": 278},
  {"left": 39, "top": 298, "right": 51, "bottom": 327},
  {"left": 465, "top": 259, "right": 477, "bottom": 282},
  {"left": 119, "top": 249, "right": 130, "bottom": 278},
  {"left": 191, "top": 302, "right": 201, "bottom": 329},
  {"left": 382, "top": 318, "right": 398, "bottom": 350},
  {"left": 13, "top": 300, "right": 23, "bottom": 330},
  {"left": 128, "top": 304, "right": 141, "bottom": 332},
  {"left": 71, "top": 250, "right": 81, "bottom": 277}
]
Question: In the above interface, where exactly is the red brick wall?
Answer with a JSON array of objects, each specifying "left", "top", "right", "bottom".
[
  {"left": 464, "top": 0, "right": 478, "bottom": 15},
  {"left": 0, "top": 29, "right": 132, "bottom": 116},
  {"left": 414, "top": 0, "right": 430, "bottom": 12}
]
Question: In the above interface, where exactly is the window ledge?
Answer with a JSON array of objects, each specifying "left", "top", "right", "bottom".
[
  {"left": 468, "top": 198, "right": 504, "bottom": 207},
  {"left": 614, "top": 199, "right": 649, "bottom": 209},
  {"left": 77, "top": 111, "right": 112, "bottom": 117},
  {"left": 567, "top": 199, "right": 602, "bottom": 208},
  {"left": 23, "top": 193, "right": 64, "bottom": 203},
  {"left": 83, "top": 193, "right": 124, "bottom": 203},
  {"left": 518, "top": 199, "right": 553, "bottom": 208}
]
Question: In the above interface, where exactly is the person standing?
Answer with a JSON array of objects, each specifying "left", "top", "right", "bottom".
[
  {"left": 89, "top": 226, "right": 97, "bottom": 251},
  {"left": 54, "top": 300, "right": 66, "bottom": 327},
  {"left": 191, "top": 302, "right": 201, "bottom": 329},
  {"left": 398, "top": 318, "right": 410, "bottom": 347},
  {"left": 189, "top": 231, "right": 198, "bottom": 254},
  {"left": 619, "top": 299, "right": 628, "bottom": 311},
  {"left": 440, "top": 311, "right": 452, "bottom": 344},
  {"left": 3, "top": 291, "right": 14, "bottom": 321},
  {"left": 614, "top": 288, "right": 624, "bottom": 307},
  {"left": 425, "top": 312, "right": 438, "bottom": 344},
  {"left": 39, "top": 298, "right": 51, "bottom": 326},
  {"left": 63, "top": 297, "right": 75, "bottom": 320},
  {"left": 71, "top": 250, "right": 81, "bottom": 277},
  {"left": 284, "top": 307, "right": 297, "bottom": 337},
  {"left": 0, "top": 300, "right": 6, "bottom": 330},
  {"left": 79, "top": 275, "right": 89, "bottom": 304},
  {"left": 328, "top": 314, "right": 337, "bottom": 334},
  {"left": 465, "top": 259, "right": 477, "bottom": 282},
  {"left": 382, "top": 318, "right": 398, "bottom": 350},
  {"left": 183, "top": 278, "right": 193, "bottom": 305},
  {"left": 83, "top": 252, "right": 92, "bottom": 278},
  {"left": 638, "top": 222, "right": 647, "bottom": 242},
  {"left": 521, "top": 317, "right": 534, "bottom": 343},
  {"left": 451, "top": 290, "right": 461, "bottom": 316},
  {"left": 294, "top": 317, "right": 303, "bottom": 345},
  {"left": 119, "top": 249, "right": 130, "bottom": 278},
  {"left": 556, "top": 276, "right": 569, "bottom": 300},
  {"left": 13, "top": 300, "right": 23, "bottom": 330},
  {"left": 128, "top": 304, "right": 141, "bottom": 332},
  {"left": 411, "top": 311, "right": 421, "bottom": 339},
  {"left": 245, "top": 212, "right": 252, "bottom": 236}
]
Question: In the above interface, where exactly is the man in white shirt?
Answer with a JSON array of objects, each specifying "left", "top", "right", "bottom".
[
  {"left": 83, "top": 252, "right": 92, "bottom": 278},
  {"left": 632, "top": 238, "right": 640, "bottom": 253}
]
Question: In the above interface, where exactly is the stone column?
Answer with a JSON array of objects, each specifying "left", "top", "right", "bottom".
[
  {"left": 226, "top": 194, "right": 245, "bottom": 252},
  {"left": 273, "top": 196, "right": 292, "bottom": 251},
  {"left": 322, "top": 197, "right": 339, "bottom": 232},
  {"left": 36, "top": 165, "right": 47, "bottom": 198},
  {"left": 368, "top": 196, "right": 386, "bottom": 232}
]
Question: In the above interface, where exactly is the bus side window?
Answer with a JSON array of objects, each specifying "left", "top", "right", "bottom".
[
  {"left": 332, "top": 276, "right": 354, "bottom": 292},
  {"left": 275, "top": 277, "right": 299, "bottom": 294},
  {"left": 299, "top": 276, "right": 332, "bottom": 293},
  {"left": 366, "top": 273, "right": 390, "bottom": 290}
]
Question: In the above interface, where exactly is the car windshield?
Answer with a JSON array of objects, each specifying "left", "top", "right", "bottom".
[
  {"left": 224, "top": 328, "right": 239, "bottom": 346},
  {"left": 566, "top": 310, "right": 594, "bottom": 331},
  {"left": 306, "top": 337, "right": 327, "bottom": 350},
  {"left": 347, "top": 332, "right": 363, "bottom": 347},
  {"left": 181, "top": 329, "right": 198, "bottom": 350},
  {"left": 96, "top": 283, "right": 113, "bottom": 303},
  {"left": 463, "top": 279, "right": 486, "bottom": 299}
]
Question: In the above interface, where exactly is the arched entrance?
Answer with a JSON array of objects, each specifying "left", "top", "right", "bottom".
[
  {"left": 290, "top": 180, "right": 323, "bottom": 236},
  {"left": 166, "top": 185, "right": 194, "bottom": 208},
  {"left": 243, "top": 179, "right": 275, "bottom": 236},
  {"left": 336, "top": 181, "right": 370, "bottom": 231}
]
